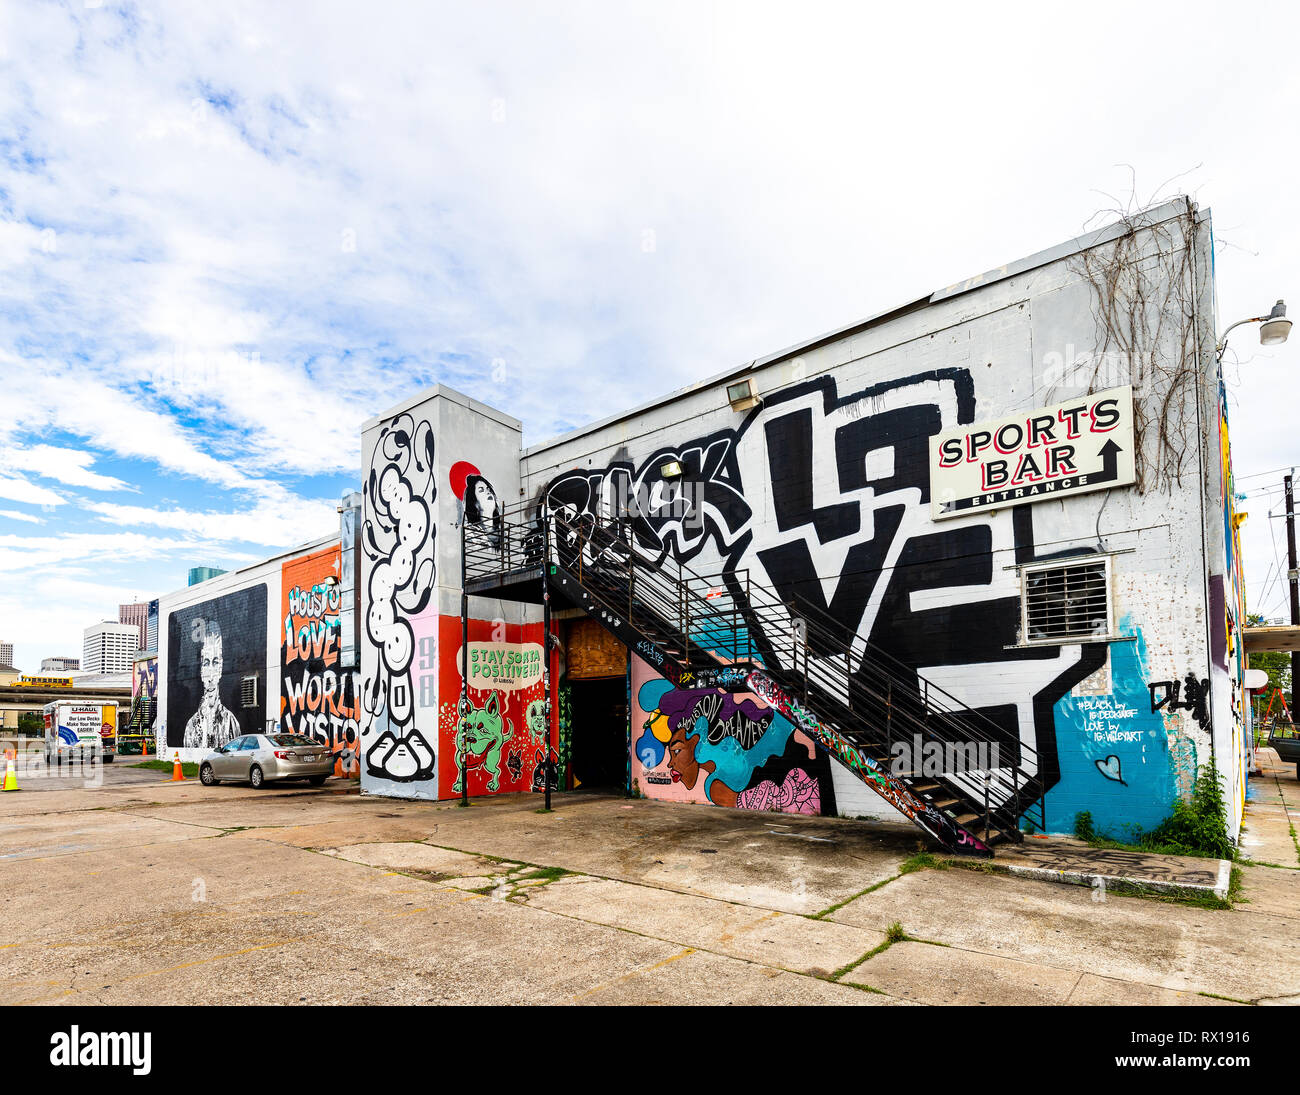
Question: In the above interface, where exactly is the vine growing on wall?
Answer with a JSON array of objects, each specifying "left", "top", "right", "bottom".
[{"left": 1059, "top": 201, "right": 1203, "bottom": 494}]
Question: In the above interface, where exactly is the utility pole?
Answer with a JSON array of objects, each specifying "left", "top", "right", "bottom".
[{"left": 1286, "top": 471, "right": 1299, "bottom": 706}]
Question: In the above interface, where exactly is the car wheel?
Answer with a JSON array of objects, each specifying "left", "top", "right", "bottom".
[
  {"left": 309, "top": 775, "right": 327, "bottom": 786},
  {"left": 250, "top": 764, "right": 265, "bottom": 789},
  {"left": 199, "top": 763, "right": 218, "bottom": 787}
]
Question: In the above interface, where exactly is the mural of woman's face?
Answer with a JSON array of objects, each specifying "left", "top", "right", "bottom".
[
  {"left": 666, "top": 722, "right": 702, "bottom": 789},
  {"left": 473, "top": 479, "right": 497, "bottom": 519},
  {"left": 200, "top": 638, "right": 223, "bottom": 694}
]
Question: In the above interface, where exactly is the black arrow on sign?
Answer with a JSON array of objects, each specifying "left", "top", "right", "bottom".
[{"left": 1093, "top": 438, "right": 1123, "bottom": 485}]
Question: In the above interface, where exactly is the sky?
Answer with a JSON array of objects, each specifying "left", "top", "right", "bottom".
[{"left": 0, "top": 0, "right": 1297, "bottom": 673}]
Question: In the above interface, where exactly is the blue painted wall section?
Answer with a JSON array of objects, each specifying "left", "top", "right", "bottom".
[{"left": 1041, "top": 618, "right": 1186, "bottom": 838}]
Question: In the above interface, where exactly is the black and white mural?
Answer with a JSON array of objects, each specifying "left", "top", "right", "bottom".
[
  {"left": 537, "top": 370, "right": 1105, "bottom": 814},
  {"left": 165, "top": 585, "right": 268, "bottom": 751},
  {"left": 358, "top": 411, "right": 438, "bottom": 795}
]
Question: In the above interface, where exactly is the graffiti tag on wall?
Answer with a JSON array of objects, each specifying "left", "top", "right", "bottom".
[{"left": 1148, "top": 673, "right": 1210, "bottom": 731}]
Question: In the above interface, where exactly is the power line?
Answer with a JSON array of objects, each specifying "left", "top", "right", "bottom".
[
  {"left": 1238, "top": 464, "right": 1299, "bottom": 482},
  {"left": 1252, "top": 503, "right": 1293, "bottom": 613},
  {"left": 1255, "top": 514, "right": 1286, "bottom": 608}
]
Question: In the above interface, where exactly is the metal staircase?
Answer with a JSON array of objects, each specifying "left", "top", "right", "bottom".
[{"left": 462, "top": 502, "right": 1049, "bottom": 856}]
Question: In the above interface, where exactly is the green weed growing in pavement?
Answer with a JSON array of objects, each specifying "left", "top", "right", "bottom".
[
  {"left": 826, "top": 922, "right": 911, "bottom": 983},
  {"left": 1073, "top": 811, "right": 1095, "bottom": 841},
  {"left": 899, "top": 851, "right": 947, "bottom": 874},
  {"left": 515, "top": 866, "right": 571, "bottom": 882}
]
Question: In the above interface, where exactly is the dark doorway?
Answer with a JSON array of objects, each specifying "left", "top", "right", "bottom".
[{"left": 568, "top": 676, "right": 628, "bottom": 791}]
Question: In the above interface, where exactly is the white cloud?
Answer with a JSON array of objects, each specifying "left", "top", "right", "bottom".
[
  {"left": 0, "top": 445, "right": 130, "bottom": 492},
  {"left": 0, "top": 531, "right": 221, "bottom": 576},
  {"left": 0, "top": 510, "right": 43, "bottom": 525},
  {"left": 0, "top": 352, "right": 257, "bottom": 490},
  {"left": 0, "top": 475, "right": 63, "bottom": 507},
  {"left": 83, "top": 482, "right": 338, "bottom": 548}
]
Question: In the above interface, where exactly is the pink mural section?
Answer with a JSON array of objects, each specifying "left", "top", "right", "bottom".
[{"left": 629, "top": 656, "right": 833, "bottom": 814}]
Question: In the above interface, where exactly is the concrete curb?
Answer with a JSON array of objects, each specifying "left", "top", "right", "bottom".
[{"left": 989, "top": 858, "right": 1232, "bottom": 901}]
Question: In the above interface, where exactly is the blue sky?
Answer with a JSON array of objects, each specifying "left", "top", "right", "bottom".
[{"left": 2, "top": 0, "right": 1298, "bottom": 672}]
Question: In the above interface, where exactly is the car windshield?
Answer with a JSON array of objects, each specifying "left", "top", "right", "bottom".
[{"left": 267, "top": 735, "right": 321, "bottom": 748}]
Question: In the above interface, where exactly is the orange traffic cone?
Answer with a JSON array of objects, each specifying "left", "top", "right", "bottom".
[
  {"left": 3, "top": 749, "right": 17, "bottom": 791},
  {"left": 171, "top": 751, "right": 185, "bottom": 782}
]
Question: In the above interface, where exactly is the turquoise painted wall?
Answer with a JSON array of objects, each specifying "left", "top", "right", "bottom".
[{"left": 1040, "top": 620, "right": 1191, "bottom": 839}]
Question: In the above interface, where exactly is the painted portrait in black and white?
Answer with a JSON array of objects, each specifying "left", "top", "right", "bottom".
[
  {"left": 451, "top": 460, "right": 502, "bottom": 549},
  {"left": 166, "top": 585, "right": 267, "bottom": 751}
]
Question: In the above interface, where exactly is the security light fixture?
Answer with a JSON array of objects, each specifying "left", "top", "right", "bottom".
[
  {"left": 726, "top": 378, "right": 760, "bottom": 409},
  {"left": 726, "top": 377, "right": 761, "bottom": 411},
  {"left": 1261, "top": 300, "right": 1292, "bottom": 346},
  {"left": 1217, "top": 299, "right": 1292, "bottom": 359},
  {"left": 659, "top": 460, "right": 683, "bottom": 479}
]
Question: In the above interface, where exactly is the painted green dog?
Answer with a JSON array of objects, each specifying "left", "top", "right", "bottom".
[
  {"left": 454, "top": 690, "right": 513, "bottom": 792},
  {"left": 525, "top": 698, "right": 547, "bottom": 746}
]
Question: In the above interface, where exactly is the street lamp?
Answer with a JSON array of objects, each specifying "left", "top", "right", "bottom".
[
  {"left": 1261, "top": 300, "right": 1293, "bottom": 346},
  {"left": 1217, "top": 300, "right": 1291, "bottom": 360}
]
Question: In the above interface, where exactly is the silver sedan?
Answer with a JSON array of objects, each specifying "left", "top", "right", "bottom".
[{"left": 199, "top": 733, "right": 334, "bottom": 788}]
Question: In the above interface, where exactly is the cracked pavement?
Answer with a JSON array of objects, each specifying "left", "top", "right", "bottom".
[{"left": 0, "top": 764, "right": 1297, "bottom": 1005}]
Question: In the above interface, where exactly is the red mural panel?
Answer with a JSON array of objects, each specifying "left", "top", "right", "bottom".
[
  {"left": 436, "top": 615, "right": 555, "bottom": 799},
  {"left": 281, "top": 545, "right": 361, "bottom": 777}
]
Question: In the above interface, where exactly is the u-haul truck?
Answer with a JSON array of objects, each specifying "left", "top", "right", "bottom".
[{"left": 43, "top": 701, "right": 116, "bottom": 765}]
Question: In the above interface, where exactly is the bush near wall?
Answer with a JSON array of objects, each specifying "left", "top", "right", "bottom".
[{"left": 1073, "top": 763, "right": 1233, "bottom": 860}]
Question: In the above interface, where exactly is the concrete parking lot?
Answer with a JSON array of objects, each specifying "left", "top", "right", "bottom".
[{"left": 0, "top": 761, "right": 1297, "bottom": 1005}]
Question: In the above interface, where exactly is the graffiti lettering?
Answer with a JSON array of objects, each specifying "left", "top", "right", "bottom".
[
  {"left": 543, "top": 433, "right": 752, "bottom": 568},
  {"left": 690, "top": 692, "right": 773, "bottom": 750},
  {"left": 1147, "top": 673, "right": 1210, "bottom": 732},
  {"left": 281, "top": 549, "right": 361, "bottom": 777}
]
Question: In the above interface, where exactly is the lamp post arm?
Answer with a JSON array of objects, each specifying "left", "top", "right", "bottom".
[{"left": 1216, "top": 315, "right": 1268, "bottom": 360}]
